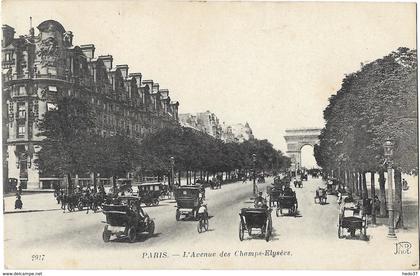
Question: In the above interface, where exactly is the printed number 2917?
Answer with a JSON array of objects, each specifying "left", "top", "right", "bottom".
[{"left": 32, "top": 254, "right": 45, "bottom": 261}]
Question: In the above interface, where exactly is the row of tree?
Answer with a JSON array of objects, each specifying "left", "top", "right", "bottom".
[
  {"left": 35, "top": 97, "right": 291, "bottom": 190},
  {"left": 314, "top": 47, "right": 417, "bottom": 227}
]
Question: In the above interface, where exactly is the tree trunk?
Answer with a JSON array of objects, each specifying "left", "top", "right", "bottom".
[
  {"left": 66, "top": 173, "right": 73, "bottom": 194},
  {"left": 362, "top": 172, "right": 368, "bottom": 199},
  {"left": 337, "top": 167, "right": 341, "bottom": 190},
  {"left": 394, "top": 169, "right": 403, "bottom": 229},
  {"left": 178, "top": 171, "right": 181, "bottom": 186},
  {"left": 379, "top": 171, "right": 387, "bottom": 217},
  {"left": 370, "top": 171, "right": 376, "bottom": 225},
  {"left": 355, "top": 172, "right": 359, "bottom": 196},
  {"left": 111, "top": 175, "right": 117, "bottom": 193},
  {"left": 193, "top": 171, "right": 196, "bottom": 184}
]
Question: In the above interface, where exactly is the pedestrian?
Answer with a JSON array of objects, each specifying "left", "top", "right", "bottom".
[
  {"left": 402, "top": 178, "right": 409, "bottom": 190},
  {"left": 14, "top": 193, "right": 23, "bottom": 209}
]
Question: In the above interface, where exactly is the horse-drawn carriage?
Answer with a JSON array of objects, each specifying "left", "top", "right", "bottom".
[
  {"left": 239, "top": 208, "right": 272, "bottom": 242},
  {"left": 102, "top": 196, "right": 155, "bottom": 243},
  {"left": 314, "top": 187, "right": 327, "bottom": 204},
  {"left": 276, "top": 189, "right": 298, "bottom": 217},
  {"left": 174, "top": 185, "right": 204, "bottom": 221},
  {"left": 338, "top": 205, "right": 367, "bottom": 240}
]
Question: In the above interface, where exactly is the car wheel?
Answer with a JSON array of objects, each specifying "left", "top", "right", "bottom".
[
  {"left": 239, "top": 222, "right": 244, "bottom": 241},
  {"left": 148, "top": 220, "right": 155, "bottom": 238},
  {"left": 128, "top": 226, "right": 137, "bottom": 243},
  {"left": 103, "top": 230, "right": 111, "bottom": 242}
]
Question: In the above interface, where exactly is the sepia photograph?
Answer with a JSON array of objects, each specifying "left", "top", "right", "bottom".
[{"left": 1, "top": 0, "right": 419, "bottom": 271}]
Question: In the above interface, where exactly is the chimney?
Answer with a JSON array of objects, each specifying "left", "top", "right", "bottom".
[
  {"left": 159, "top": 89, "right": 169, "bottom": 98},
  {"left": 142, "top": 80, "right": 154, "bottom": 92},
  {"left": 98, "top": 55, "right": 113, "bottom": 70},
  {"left": 80, "top": 44, "right": 95, "bottom": 59},
  {"left": 2, "top": 25, "right": 15, "bottom": 47},
  {"left": 116, "top": 64, "right": 129, "bottom": 79},
  {"left": 152, "top": 83, "right": 159, "bottom": 94},
  {"left": 129, "top": 73, "right": 142, "bottom": 87}
]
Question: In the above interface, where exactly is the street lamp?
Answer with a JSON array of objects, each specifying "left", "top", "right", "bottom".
[
  {"left": 384, "top": 139, "right": 396, "bottom": 239},
  {"left": 170, "top": 156, "right": 175, "bottom": 189},
  {"left": 252, "top": 154, "right": 257, "bottom": 196}
]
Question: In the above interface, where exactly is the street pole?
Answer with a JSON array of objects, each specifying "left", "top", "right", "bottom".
[
  {"left": 252, "top": 154, "right": 256, "bottom": 196},
  {"left": 384, "top": 139, "right": 396, "bottom": 239},
  {"left": 170, "top": 156, "right": 175, "bottom": 188}
]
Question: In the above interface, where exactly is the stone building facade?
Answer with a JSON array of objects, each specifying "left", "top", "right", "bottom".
[
  {"left": 2, "top": 20, "right": 179, "bottom": 190},
  {"left": 179, "top": 111, "right": 253, "bottom": 143},
  {"left": 179, "top": 111, "right": 222, "bottom": 139},
  {"left": 221, "top": 122, "right": 254, "bottom": 143}
]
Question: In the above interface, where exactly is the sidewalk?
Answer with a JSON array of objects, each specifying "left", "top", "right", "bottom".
[
  {"left": 3, "top": 192, "right": 61, "bottom": 214},
  {"left": 367, "top": 181, "right": 418, "bottom": 242}
]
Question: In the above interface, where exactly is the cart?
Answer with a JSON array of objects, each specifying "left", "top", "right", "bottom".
[{"left": 239, "top": 208, "right": 272, "bottom": 242}]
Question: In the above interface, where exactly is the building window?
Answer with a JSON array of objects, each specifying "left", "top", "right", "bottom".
[
  {"left": 18, "top": 86, "right": 26, "bottom": 96},
  {"left": 47, "top": 102, "right": 57, "bottom": 111},
  {"left": 17, "top": 103, "right": 26, "bottom": 119},
  {"left": 5, "top": 53, "right": 12, "bottom": 61},
  {"left": 48, "top": 86, "right": 57, "bottom": 92},
  {"left": 17, "top": 124, "right": 25, "bottom": 138}
]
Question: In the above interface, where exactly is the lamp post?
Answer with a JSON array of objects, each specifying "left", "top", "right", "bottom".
[
  {"left": 170, "top": 156, "right": 175, "bottom": 189},
  {"left": 384, "top": 139, "right": 396, "bottom": 239},
  {"left": 252, "top": 154, "right": 257, "bottom": 196}
]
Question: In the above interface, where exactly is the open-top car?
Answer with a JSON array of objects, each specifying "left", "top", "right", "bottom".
[
  {"left": 174, "top": 185, "right": 203, "bottom": 221},
  {"left": 102, "top": 196, "right": 155, "bottom": 243},
  {"left": 338, "top": 204, "right": 367, "bottom": 240},
  {"left": 239, "top": 207, "right": 272, "bottom": 242},
  {"left": 276, "top": 188, "right": 298, "bottom": 217}
]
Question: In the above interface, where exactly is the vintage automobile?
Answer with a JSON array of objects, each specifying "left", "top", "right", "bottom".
[
  {"left": 102, "top": 196, "right": 155, "bottom": 243},
  {"left": 257, "top": 175, "right": 265, "bottom": 184},
  {"left": 276, "top": 189, "right": 298, "bottom": 217},
  {"left": 326, "top": 178, "right": 339, "bottom": 195},
  {"left": 239, "top": 207, "right": 272, "bottom": 242},
  {"left": 294, "top": 179, "right": 303, "bottom": 188},
  {"left": 109, "top": 178, "right": 133, "bottom": 194},
  {"left": 314, "top": 187, "right": 327, "bottom": 204},
  {"left": 301, "top": 174, "right": 308, "bottom": 181},
  {"left": 174, "top": 185, "right": 203, "bottom": 221},
  {"left": 338, "top": 204, "right": 367, "bottom": 240},
  {"left": 137, "top": 182, "right": 163, "bottom": 206}
]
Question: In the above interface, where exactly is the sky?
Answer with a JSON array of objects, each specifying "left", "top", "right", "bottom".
[{"left": 2, "top": 1, "right": 416, "bottom": 156}]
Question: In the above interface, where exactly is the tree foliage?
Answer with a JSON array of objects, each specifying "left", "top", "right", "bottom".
[{"left": 315, "top": 47, "right": 417, "bottom": 174}]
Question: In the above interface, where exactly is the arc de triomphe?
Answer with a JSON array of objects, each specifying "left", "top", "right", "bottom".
[{"left": 284, "top": 128, "right": 321, "bottom": 169}]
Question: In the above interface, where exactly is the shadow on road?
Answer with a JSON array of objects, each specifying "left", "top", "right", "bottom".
[{"left": 4, "top": 208, "right": 62, "bottom": 215}]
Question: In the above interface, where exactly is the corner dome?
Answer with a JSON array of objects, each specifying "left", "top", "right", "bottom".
[{"left": 37, "top": 20, "right": 66, "bottom": 33}]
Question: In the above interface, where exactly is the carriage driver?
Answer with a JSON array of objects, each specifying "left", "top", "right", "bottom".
[{"left": 254, "top": 192, "right": 268, "bottom": 209}]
